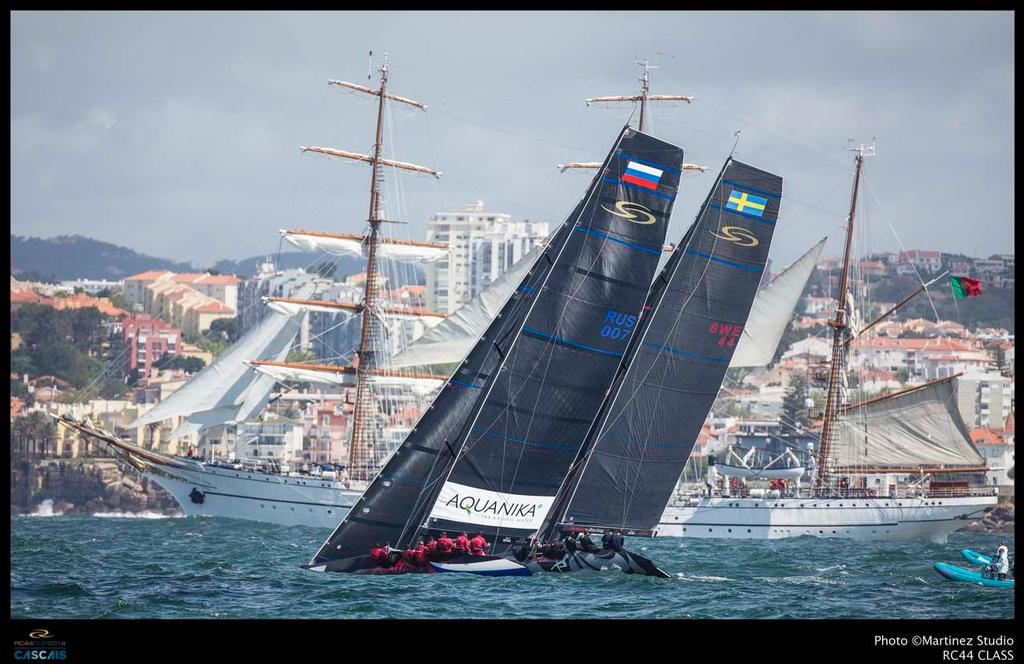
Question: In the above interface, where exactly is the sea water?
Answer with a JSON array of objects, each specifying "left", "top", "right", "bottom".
[{"left": 10, "top": 514, "right": 1014, "bottom": 619}]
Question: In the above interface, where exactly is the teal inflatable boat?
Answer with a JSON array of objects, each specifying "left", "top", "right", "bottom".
[
  {"left": 960, "top": 549, "right": 993, "bottom": 567},
  {"left": 934, "top": 562, "right": 1014, "bottom": 589}
]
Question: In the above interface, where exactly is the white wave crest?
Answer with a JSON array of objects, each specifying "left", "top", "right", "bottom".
[{"left": 28, "top": 499, "right": 63, "bottom": 517}]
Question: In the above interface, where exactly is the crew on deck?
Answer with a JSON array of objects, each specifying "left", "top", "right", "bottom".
[
  {"left": 369, "top": 530, "right": 493, "bottom": 569},
  {"left": 577, "top": 530, "right": 599, "bottom": 553},
  {"left": 454, "top": 532, "right": 471, "bottom": 554},
  {"left": 469, "top": 532, "right": 488, "bottom": 556}
]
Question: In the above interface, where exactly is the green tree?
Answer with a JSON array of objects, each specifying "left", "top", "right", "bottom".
[
  {"left": 154, "top": 354, "right": 206, "bottom": 374},
  {"left": 781, "top": 372, "right": 811, "bottom": 431},
  {"left": 208, "top": 317, "right": 238, "bottom": 342},
  {"left": 11, "top": 411, "right": 56, "bottom": 457},
  {"left": 895, "top": 368, "right": 910, "bottom": 385}
]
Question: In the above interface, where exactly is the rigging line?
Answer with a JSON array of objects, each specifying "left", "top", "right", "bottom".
[
  {"left": 652, "top": 71, "right": 850, "bottom": 170},
  {"left": 430, "top": 106, "right": 598, "bottom": 154},
  {"left": 861, "top": 175, "right": 942, "bottom": 324}
]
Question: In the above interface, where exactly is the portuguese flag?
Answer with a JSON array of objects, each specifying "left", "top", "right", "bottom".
[{"left": 949, "top": 275, "right": 983, "bottom": 299}]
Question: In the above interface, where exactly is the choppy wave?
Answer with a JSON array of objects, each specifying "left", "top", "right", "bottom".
[
  {"left": 90, "top": 511, "right": 183, "bottom": 519},
  {"left": 9, "top": 516, "right": 1015, "bottom": 619}
]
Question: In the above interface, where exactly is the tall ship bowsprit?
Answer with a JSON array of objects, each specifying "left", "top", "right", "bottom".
[
  {"left": 657, "top": 143, "right": 998, "bottom": 541},
  {"left": 55, "top": 54, "right": 452, "bottom": 528}
]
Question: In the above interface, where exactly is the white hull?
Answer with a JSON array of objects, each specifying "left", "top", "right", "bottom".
[
  {"left": 656, "top": 494, "right": 997, "bottom": 542},
  {"left": 143, "top": 460, "right": 361, "bottom": 529}
]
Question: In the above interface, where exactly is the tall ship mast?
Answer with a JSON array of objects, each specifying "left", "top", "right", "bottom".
[
  {"left": 815, "top": 142, "right": 870, "bottom": 490},
  {"left": 249, "top": 53, "right": 447, "bottom": 482},
  {"left": 558, "top": 61, "right": 706, "bottom": 173}
]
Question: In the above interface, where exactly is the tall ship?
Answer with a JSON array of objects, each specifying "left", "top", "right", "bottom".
[
  {"left": 57, "top": 55, "right": 452, "bottom": 528},
  {"left": 656, "top": 144, "right": 998, "bottom": 541}
]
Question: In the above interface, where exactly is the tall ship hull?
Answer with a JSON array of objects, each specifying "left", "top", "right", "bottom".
[
  {"left": 657, "top": 493, "right": 996, "bottom": 542},
  {"left": 140, "top": 461, "right": 362, "bottom": 529}
]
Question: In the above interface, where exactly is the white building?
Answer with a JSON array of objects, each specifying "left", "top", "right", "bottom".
[
  {"left": 957, "top": 371, "right": 1016, "bottom": 429},
  {"left": 425, "top": 201, "right": 548, "bottom": 313}
]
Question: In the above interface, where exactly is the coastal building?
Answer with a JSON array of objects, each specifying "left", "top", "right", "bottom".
[
  {"left": 969, "top": 412, "right": 1015, "bottom": 488},
  {"left": 425, "top": 201, "right": 548, "bottom": 313},
  {"left": 126, "top": 270, "right": 240, "bottom": 336},
  {"left": 896, "top": 249, "right": 943, "bottom": 274},
  {"left": 58, "top": 278, "right": 124, "bottom": 295},
  {"left": 122, "top": 315, "right": 181, "bottom": 378},
  {"left": 957, "top": 371, "right": 1015, "bottom": 429}
]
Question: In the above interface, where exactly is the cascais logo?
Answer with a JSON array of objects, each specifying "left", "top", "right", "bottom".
[
  {"left": 710, "top": 226, "right": 759, "bottom": 247},
  {"left": 28, "top": 630, "right": 51, "bottom": 640},
  {"left": 601, "top": 200, "right": 656, "bottom": 225}
]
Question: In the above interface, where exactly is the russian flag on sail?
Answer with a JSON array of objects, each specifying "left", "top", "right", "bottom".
[{"left": 621, "top": 161, "right": 663, "bottom": 191}]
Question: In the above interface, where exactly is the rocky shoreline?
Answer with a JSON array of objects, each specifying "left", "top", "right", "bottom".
[
  {"left": 960, "top": 504, "right": 1015, "bottom": 533},
  {"left": 10, "top": 457, "right": 182, "bottom": 517}
]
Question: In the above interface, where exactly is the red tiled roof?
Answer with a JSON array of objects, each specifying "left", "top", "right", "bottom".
[
  {"left": 970, "top": 428, "right": 1004, "bottom": 446},
  {"left": 1005, "top": 411, "right": 1015, "bottom": 435},
  {"left": 196, "top": 274, "right": 241, "bottom": 285},
  {"left": 193, "top": 301, "right": 234, "bottom": 314},
  {"left": 125, "top": 270, "right": 171, "bottom": 281}
]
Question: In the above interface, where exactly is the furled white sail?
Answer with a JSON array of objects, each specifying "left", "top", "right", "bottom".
[
  {"left": 263, "top": 298, "right": 360, "bottom": 317},
  {"left": 832, "top": 378, "right": 986, "bottom": 470},
  {"left": 129, "top": 304, "right": 304, "bottom": 432},
  {"left": 388, "top": 245, "right": 543, "bottom": 368},
  {"left": 247, "top": 361, "right": 355, "bottom": 386},
  {"left": 366, "top": 373, "right": 443, "bottom": 395},
  {"left": 281, "top": 230, "right": 449, "bottom": 263},
  {"left": 730, "top": 238, "right": 826, "bottom": 368}
]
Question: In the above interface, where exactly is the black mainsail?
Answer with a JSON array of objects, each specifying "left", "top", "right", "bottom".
[
  {"left": 306, "top": 198, "right": 581, "bottom": 572},
  {"left": 307, "top": 126, "right": 683, "bottom": 569},
  {"left": 544, "top": 158, "right": 783, "bottom": 537},
  {"left": 419, "top": 128, "right": 684, "bottom": 553}
]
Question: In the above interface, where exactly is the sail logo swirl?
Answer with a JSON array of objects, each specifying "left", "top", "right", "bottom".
[
  {"left": 602, "top": 200, "right": 657, "bottom": 225},
  {"left": 710, "top": 226, "right": 759, "bottom": 247}
]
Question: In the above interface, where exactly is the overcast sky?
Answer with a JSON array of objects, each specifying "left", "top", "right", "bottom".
[{"left": 11, "top": 11, "right": 1014, "bottom": 270}]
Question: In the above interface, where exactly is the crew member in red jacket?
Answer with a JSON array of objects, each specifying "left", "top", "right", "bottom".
[
  {"left": 469, "top": 532, "right": 488, "bottom": 556},
  {"left": 425, "top": 536, "right": 439, "bottom": 561},
  {"left": 454, "top": 532, "right": 471, "bottom": 555},
  {"left": 436, "top": 532, "right": 455, "bottom": 558},
  {"left": 413, "top": 539, "right": 429, "bottom": 567},
  {"left": 370, "top": 543, "right": 386, "bottom": 567}
]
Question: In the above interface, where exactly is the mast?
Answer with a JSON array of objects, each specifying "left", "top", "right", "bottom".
[
  {"left": 286, "top": 53, "right": 439, "bottom": 482},
  {"left": 348, "top": 53, "right": 392, "bottom": 481},
  {"left": 815, "top": 142, "right": 873, "bottom": 490},
  {"left": 559, "top": 62, "right": 705, "bottom": 173}
]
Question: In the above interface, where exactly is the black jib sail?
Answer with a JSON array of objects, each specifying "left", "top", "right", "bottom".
[
  {"left": 546, "top": 158, "right": 782, "bottom": 537},
  {"left": 305, "top": 197, "right": 582, "bottom": 572},
  {"left": 421, "top": 128, "right": 684, "bottom": 553}
]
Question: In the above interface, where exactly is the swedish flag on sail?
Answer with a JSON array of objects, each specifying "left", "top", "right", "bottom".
[{"left": 726, "top": 189, "right": 768, "bottom": 217}]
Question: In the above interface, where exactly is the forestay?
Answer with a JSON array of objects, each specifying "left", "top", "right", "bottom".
[
  {"left": 552, "top": 158, "right": 783, "bottom": 534},
  {"left": 424, "top": 128, "right": 683, "bottom": 552}
]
